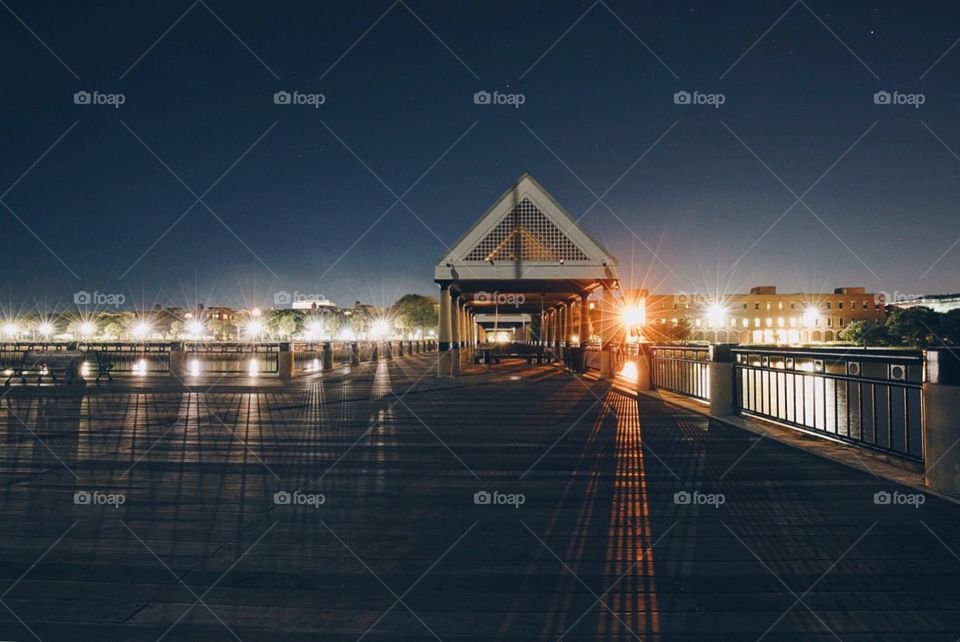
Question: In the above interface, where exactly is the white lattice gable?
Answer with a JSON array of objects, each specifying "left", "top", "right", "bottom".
[{"left": 436, "top": 174, "right": 616, "bottom": 281}]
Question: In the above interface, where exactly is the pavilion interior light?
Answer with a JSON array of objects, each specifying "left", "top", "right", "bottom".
[{"left": 622, "top": 305, "right": 645, "bottom": 328}]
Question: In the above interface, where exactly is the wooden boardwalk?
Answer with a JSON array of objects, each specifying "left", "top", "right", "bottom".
[{"left": 0, "top": 353, "right": 959, "bottom": 640}]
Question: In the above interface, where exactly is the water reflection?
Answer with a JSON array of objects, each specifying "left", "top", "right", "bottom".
[{"left": 738, "top": 368, "right": 922, "bottom": 459}]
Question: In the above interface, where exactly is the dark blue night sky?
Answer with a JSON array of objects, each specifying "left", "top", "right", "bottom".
[{"left": 2, "top": 1, "right": 959, "bottom": 312}]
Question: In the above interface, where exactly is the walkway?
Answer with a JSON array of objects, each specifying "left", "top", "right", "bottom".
[{"left": 0, "top": 354, "right": 958, "bottom": 640}]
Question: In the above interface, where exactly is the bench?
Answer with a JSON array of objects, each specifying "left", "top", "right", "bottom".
[
  {"left": 3, "top": 350, "right": 113, "bottom": 386},
  {"left": 474, "top": 347, "right": 500, "bottom": 364}
]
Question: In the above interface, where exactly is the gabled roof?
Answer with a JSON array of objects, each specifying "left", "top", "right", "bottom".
[{"left": 437, "top": 173, "right": 617, "bottom": 269}]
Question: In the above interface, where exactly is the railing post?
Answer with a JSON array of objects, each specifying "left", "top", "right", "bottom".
[
  {"left": 709, "top": 343, "right": 736, "bottom": 415},
  {"left": 169, "top": 341, "right": 187, "bottom": 379},
  {"left": 351, "top": 342, "right": 360, "bottom": 366},
  {"left": 634, "top": 344, "right": 652, "bottom": 392},
  {"left": 277, "top": 342, "right": 294, "bottom": 382},
  {"left": 923, "top": 350, "right": 960, "bottom": 497},
  {"left": 322, "top": 342, "right": 333, "bottom": 370}
]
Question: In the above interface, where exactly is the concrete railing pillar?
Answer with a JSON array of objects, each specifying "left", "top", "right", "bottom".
[
  {"left": 169, "top": 342, "right": 187, "bottom": 379},
  {"left": 708, "top": 343, "right": 736, "bottom": 415},
  {"left": 350, "top": 342, "right": 360, "bottom": 366},
  {"left": 634, "top": 344, "right": 652, "bottom": 392},
  {"left": 923, "top": 350, "right": 960, "bottom": 498},
  {"left": 278, "top": 342, "right": 295, "bottom": 383},
  {"left": 599, "top": 286, "right": 614, "bottom": 379},
  {"left": 322, "top": 342, "right": 333, "bottom": 370}
]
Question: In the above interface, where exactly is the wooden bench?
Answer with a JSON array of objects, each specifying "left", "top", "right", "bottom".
[
  {"left": 3, "top": 350, "right": 113, "bottom": 386},
  {"left": 474, "top": 347, "right": 500, "bottom": 364}
]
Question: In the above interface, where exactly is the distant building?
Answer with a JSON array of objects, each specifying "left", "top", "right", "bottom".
[
  {"left": 889, "top": 293, "right": 960, "bottom": 313},
  {"left": 642, "top": 286, "right": 885, "bottom": 344},
  {"left": 291, "top": 299, "right": 337, "bottom": 311}
]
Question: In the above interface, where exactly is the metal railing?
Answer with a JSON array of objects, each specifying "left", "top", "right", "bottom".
[
  {"left": 0, "top": 340, "right": 436, "bottom": 379},
  {"left": 732, "top": 347, "right": 924, "bottom": 461},
  {"left": 650, "top": 345, "right": 711, "bottom": 401}
]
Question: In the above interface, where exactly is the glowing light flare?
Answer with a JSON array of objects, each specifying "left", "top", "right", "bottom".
[
  {"left": 2, "top": 322, "right": 19, "bottom": 338},
  {"left": 305, "top": 320, "right": 325, "bottom": 339},
  {"left": 186, "top": 320, "right": 205, "bottom": 337},
  {"left": 188, "top": 359, "right": 201, "bottom": 377},
  {"left": 78, "top": 321, "right": 96, "bottom": 337},
  {"left": 339, "top": 328, "right": 356, "bottom": 341},
  {"left": 247, "top": 358, "right": 259, "bottom": 377},
  {"left": 245, "top": 319, "right": 264, "bottom": 338},
  {"left": 802, "top": 307, "right": 820, "bottom": 328},
  {"left": 37, "top": 322, "right": 55, "bottom": 338},
  {"left": 371, "top": 319, "right": 391, "bottom": 338},
  {"left": 134, "top": 359, "right": 148, "bottom": 376},
  {"left": 621, "top": 305, "right": 646, "bottom": 328},
  {"left": 131, "top": 321, "right": 152, "bottom": 339},
  {"left": 619, "top": 360, "right": 639, "bottom": 382},
  {"left": 706, "top": 304, "right": 726, "bottom": 328}
]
